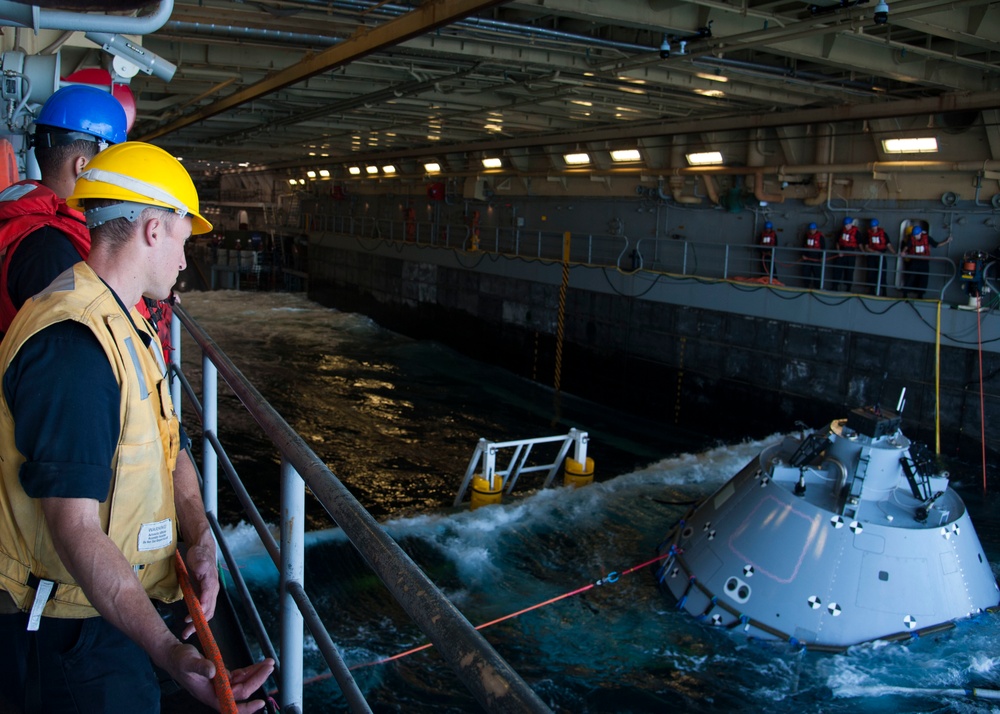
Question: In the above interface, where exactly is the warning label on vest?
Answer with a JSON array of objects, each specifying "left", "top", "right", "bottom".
[{"left": 137, "top": 518, "right": 173, "bottom": 552}]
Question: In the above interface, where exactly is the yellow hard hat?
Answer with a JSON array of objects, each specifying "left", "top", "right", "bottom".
[{"left": 68, "top": 141, "right": 213, "bottom": 235}]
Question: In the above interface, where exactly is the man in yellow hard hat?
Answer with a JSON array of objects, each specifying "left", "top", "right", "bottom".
[{"left": 0, "top": 141, "right": 273, "bottom": 713}]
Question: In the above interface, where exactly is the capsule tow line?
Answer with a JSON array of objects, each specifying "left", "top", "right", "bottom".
[
  {"left": 347, "top": 552, "right": 668, "bottom": 671},
  {"left": 175, "top": 550, "right": 238, "bottom": 714}
]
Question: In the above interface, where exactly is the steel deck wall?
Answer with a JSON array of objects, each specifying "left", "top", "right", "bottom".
[{"left": 307, "top": 232, "right": 1000, "bottom": 458}]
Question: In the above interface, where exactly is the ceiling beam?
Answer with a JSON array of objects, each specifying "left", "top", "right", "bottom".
[
  {"left": 137, "top": 0, "right": 509, "bottom": 142},
  {"left": 260, "top": 87, "right": 1000, "bottom": 171}
]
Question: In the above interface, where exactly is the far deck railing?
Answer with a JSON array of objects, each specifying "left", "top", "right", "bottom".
[
  {"left": 301, "top": 213, "right": 962, "bottom": 302},
  {"left": 168, "top": 307, "right": 551, "bottom": 714}
]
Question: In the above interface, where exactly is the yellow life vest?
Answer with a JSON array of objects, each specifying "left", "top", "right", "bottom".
[{"left": 0, "top": 262, "right": 181, "bottom": 618}]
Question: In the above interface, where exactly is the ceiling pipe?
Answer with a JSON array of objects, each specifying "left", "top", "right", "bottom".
[
  {"left": 0, "top": 0, "right": 172, "bottom": 33},
  {"left": 804, "top": 124, "right": 833, "bottom": 206},
  {"left": 747, "top": 128, "right": 784, "bottom": 203},
  {"left": 666, "top": 136, "right": 701, "bottom": 204},
  {"left": 701, "top": 174, "right": 720, "bottom": 205}
]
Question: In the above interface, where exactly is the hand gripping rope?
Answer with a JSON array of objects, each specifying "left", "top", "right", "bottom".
[{"left": 174, "top": 550, "right": 239, "bottom": 714}]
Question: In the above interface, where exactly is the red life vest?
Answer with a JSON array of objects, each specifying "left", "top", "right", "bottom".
[
  {"left": 908, "top": 232, "right": 930, "bottom": 255},
  {"left": 759, "top": 229, "right": 777, "bottom": 247},
  {"left": 838, "top": 225, "right": 859, "bottom": 250},
  {"left": 805, "top": 232, "right": 822, "bottom": 249},
  {"left": 868, "top": 227, "right": 888, "bottom": 251},
  {"left": 0, "top": 181, "right": 174, "bottom": 357},
  {"left": 0, "top": 181, "right": 90, "bottom": 333}
]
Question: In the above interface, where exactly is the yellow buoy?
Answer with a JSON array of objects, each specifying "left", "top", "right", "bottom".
[
  {"left": 564, "top": 457, "right": 595, "bottom": 488},
  {"left": 470, "top": 475, "right": 502, "bottom": 510}
]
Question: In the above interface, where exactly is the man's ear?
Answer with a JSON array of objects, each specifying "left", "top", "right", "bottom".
[
  {"left": 143, "top": 215, "right": 162, "bottom": 246},
  {"left": 72, "top": 155, "right": 89, "bottom": 178}
]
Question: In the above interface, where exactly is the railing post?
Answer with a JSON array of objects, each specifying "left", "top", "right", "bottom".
[
  {"left": 484, "top": 444, "right": 497, "bottom": 490},
  {"left": 169, "top": 309, "right": 182, "bottom": 422},
  {"left": 202, "top": 355, "right": 218, "bottom": 518},
  {"left": 280, "top": 458, "right": 305, "bottom": 712},
  {"left": 570, "top": 428, "right": 588, "bottom": 465}
]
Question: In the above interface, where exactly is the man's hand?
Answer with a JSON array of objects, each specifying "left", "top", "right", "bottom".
[
  {"left": 180, "top": 542, "right": 220, "bottom": 639},
  {"left": 166, "top": 644, "right": 275, "bottom": 713}
]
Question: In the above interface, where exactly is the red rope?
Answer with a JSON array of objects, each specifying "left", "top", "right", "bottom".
[
  {"left": 174, "top": 550, "right": 239, "bottom": 714},
  {"left": 344, "top": 552, "right": 669, "bottom": 672}
]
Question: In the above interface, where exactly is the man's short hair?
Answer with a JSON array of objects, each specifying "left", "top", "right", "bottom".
[
  {"left": 84, "top": 199, "right": 180, "bottom": 253},
  {"left": 35, "top": 139, "right": 101, "bottom": 177}
]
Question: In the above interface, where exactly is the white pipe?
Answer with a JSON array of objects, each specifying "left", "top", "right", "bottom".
[{"left": 0, "top": 0, "right": 173, "bottom": 34}]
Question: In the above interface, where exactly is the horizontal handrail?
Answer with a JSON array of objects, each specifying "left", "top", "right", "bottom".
[{"left": 172, "top": 304, "right": 551, "bottom": 713}]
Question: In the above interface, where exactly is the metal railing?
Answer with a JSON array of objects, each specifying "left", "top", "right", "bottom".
[
  {"left": 168, "top": 307, "right": 551, "bottom": 714},
  {"left": 302, "top": 215, "right": 959, "bottom": 301},
  {"left": 454, "top": 429, "right": 589, "bottom": 507}
]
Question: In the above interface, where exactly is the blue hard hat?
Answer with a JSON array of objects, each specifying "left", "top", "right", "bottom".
[
  {"left": 34, "top": 85, "right": 128, "bottom": 148},
  {"left": 844, "top": 216, "right": 853, "bottom": 224},
  {"left": 911, "top": 225, "right": 923, "bottom": 235},
  {"left": 871, "top": 219, "right": 879, "bottom": 227},
  {"left": 808, "top": 222, "right": 817, "bottom": 230},
  {"left": 764, "top": 221, "right": 773, "bottom": 229}
]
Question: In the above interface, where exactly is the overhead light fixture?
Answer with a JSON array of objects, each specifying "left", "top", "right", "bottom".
[
  {"left": 365, "top": 165, "right": 379, "bottom": 175},
  {"left": 686, "top": 151, "right": 724, "bottom": 166},
  {"left": 424, "top": 162, "right": 441, "bottom": 173},
  {"left": 307, "top": 170, "right": 317, "bottom": 178},
  {"left": 288, "top": 179, "right": 297, "bottom": 185},
  {"left": 882, "top": 137, "right": 938, "bottom": 153},
  {"left": 382, "top": 165, "right": 396, "bottom": 174},
  {"left": 319, "top": 169, "right": 330, "bottom": 178},
  {"left": 694, "top": 88, "right": 726, "bottom": 98},
  {"left": 564, "top": 152, "right": 591, "bottom": 165},
  {"left": 695, "top": 72, "right": 728, "bottom": 83},
  {"left": 482, "top": 157, "right": 502, "bottom": 169},
  {"left": 348, "top": 166, "right": 361, "bottom": 175},
  {"left": 611, "top": 149, "right": 642, "bottom": 163}
]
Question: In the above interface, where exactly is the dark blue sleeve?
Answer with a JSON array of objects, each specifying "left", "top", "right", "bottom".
[
  {"left": 2, "top": 321, "right": 120, "bottom": 501},
  {"left": 6, "top": 228, "right": 85, "bottom": 311}
]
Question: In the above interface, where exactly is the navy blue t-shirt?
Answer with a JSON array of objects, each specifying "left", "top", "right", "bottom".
[
  {"left": 6, "top": 227, "right": 83, "bottom": 312},
  {"left": 3, "top": 320, "right": 120, "bottom": 501}
]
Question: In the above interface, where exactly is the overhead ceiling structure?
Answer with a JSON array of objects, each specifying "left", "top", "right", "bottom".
[{"left": 56, "top": 0, "right": 1000, "bottom": 175}]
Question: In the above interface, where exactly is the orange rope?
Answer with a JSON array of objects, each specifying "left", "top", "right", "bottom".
[
  {"left": 344, "top": 553, "right": 669, "bottom": 672},
  {"left": 174, "top": 550, "right": 238, "bottom": 714}
]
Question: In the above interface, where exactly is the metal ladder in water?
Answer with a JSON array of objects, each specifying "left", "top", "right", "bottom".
[{"left": 453, "top": 428, "right": 589, "bottom": 506}]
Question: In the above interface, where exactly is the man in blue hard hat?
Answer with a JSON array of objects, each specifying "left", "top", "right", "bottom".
[
  {"left": 757, "top": 220, "right": 778, "bottom": 279},
  {"left": 900, "top": 224, "right": 953, "bottom": 299},
  {"left": 0, "top": 85, "right": 128, "bottom": 335},
  {"left": 862, "top": 218, "right": 895, "bottom": 296},
  {"left": 832, "top": 216, "right": 860, "bottom": 292},
  {"left": 801, "top": 222, "right": 825, "bottom": 289}
]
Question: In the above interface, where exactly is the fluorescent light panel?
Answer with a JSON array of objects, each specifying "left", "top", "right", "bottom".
[
  {"left": 482, "top": 157, "right": 502, "bottom": 169},
  {"left": 882, "top": 137, "right": 938, "bottom": 154},
  {"left": 424, "top": 162, "right": 441, "bottom": 173},
  {"left": 365, "top": 165, "right": 379, "bottom": 175},
  {"left": 564, "top": 152, "right": 590, "bottom": 165},
  {"left": 348, "top": 166, "right": 361, "bottom": 175},
  {"left": 686, "top": 151, "right": 724, "bottom": 166},
  {"left": 382, "top": 165, "right": 396, "bottom": 174},
  {"left": 611, "top": 149, "right": 641, "bottom": 163}
]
